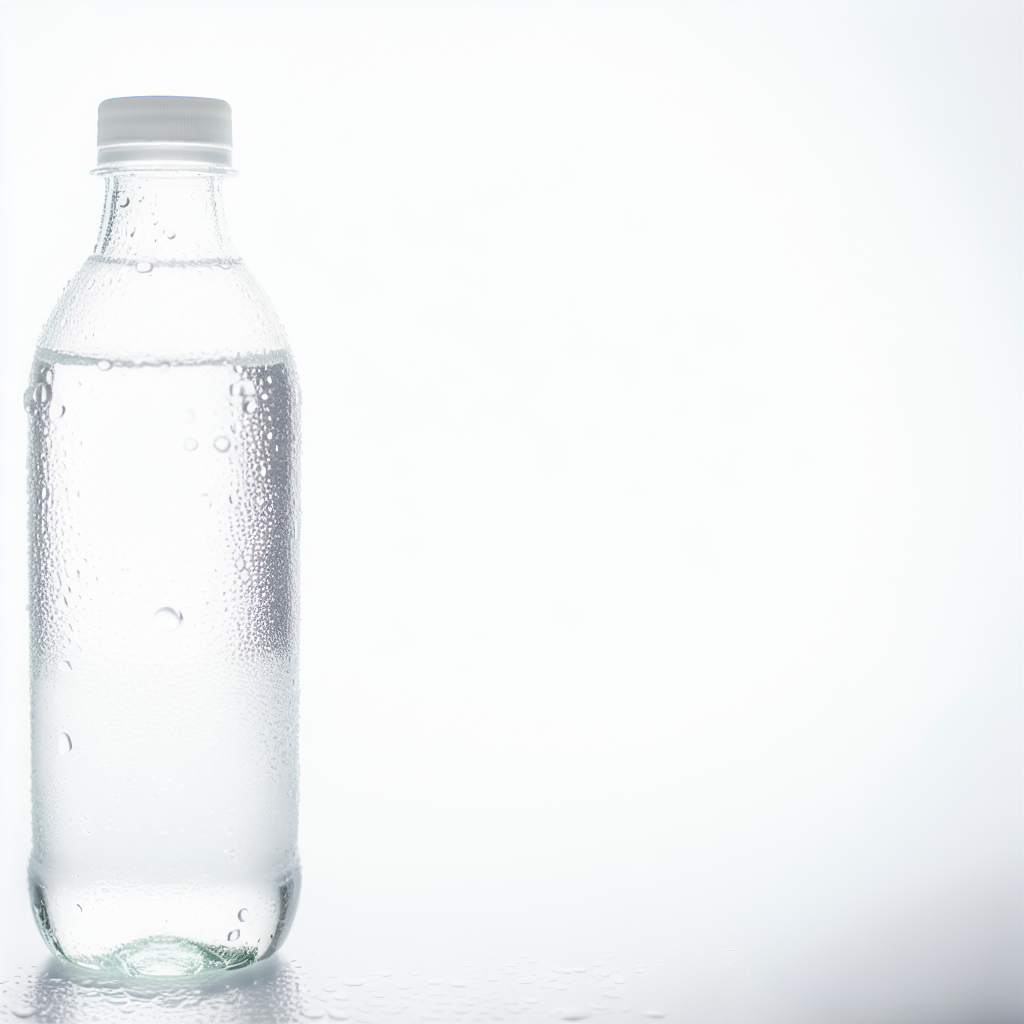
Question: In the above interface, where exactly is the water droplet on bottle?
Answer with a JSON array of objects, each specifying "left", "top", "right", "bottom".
[
  {"left": 49, "top": 402, "right": 65, "bottom": 420},
  {"left": 226, "top": 929, "right": 240, "bottom": 942},
  {"left": 158, "top": 362, "right": 169, "bottom": 373},
  {"left": 213, "top": 436, "right": 231, "bottom": 452},
  {"left": 136, "top": 261, "right": 152, "bottom": 274},
  {"left": 239, "top": 569, "right": 251, "bottom": 582},
  {"left": 555, "top": 1008, "right": 591, "bottom": 1021},
  {"left": 238, "top": 908, "right": 249, "bottom": 922},
  {"left": 233, "top": 364, "right": 243, "bottom": 374},
  {"left": 183, "top": 438, "right": 198, "bottom": 452},
  {"left": 97, "top": 360, "right": 112, "bottom": 371},
  {"left": 58, "top": 660, "right": 72, "bottom": 672},
  {"left": 58, "top": 732, "right": 72, "bottom": 755},
  {"left": 76, "top": 903, "right": 83, "bottom": 913},
  {"left": 164, "top": 229, "right": 176, "bottom": 239},
  {"left": 11, "top": 1006, "right": 37, "bottom": 1019},
  {"left": 41, "top": 486, "right": 48, "bottom": 501},
  {"left": 118, "top": 196, "right": 130, "bottom": 208},
  {"left": 342, "top": 978, "right": 366, "bottom": 987},
  {"left": 244, "top": 399, "right": 258, "bottom": 414},
  {"left": 33, "top": 383, "right": 52, "bottom": 406},
  {"left": 154, "top": 607, "right": 182, "bottom": 630},
  {"left": 643, "top": 1013, "right": 666, "bottom": 1020},
  {"left": 230, "top": 380, "right": 257, "bottom": 398}
]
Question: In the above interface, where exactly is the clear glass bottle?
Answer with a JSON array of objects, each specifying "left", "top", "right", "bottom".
[{"left": 25, "top": 96, "right": 300, "bottom": 976}]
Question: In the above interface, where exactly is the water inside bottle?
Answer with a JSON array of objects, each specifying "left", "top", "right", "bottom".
[{"left": 26, "top": 352, "right": 300, "bottom": 975}]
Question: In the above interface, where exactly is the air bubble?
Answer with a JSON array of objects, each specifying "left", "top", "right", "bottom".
[
  {"left": 136, "top": 262, "right": 152, "bottom": 274},
  {"left": 183, "top": 438, "right": 198, "bottom": 452},
  {"left": 58, "top": 732, "right": 72, "bottom": 755},
  {"left": 34, "top": 383, "right": 51, "bottom": 406},
  {"left": 213, "top": 436, "right": 231, "bottom": 452},
  {"left": 244, "top": 400, "right": 258, "bottom": 414},
  {"left": 97, "top": 360, "right": 112, "bottom": 371},
  {"left": 238, "top": 908, "right": 249, "bottom": 922},
  {"left": 49, "top": 403, "right": 65, "bottom": 421},
  {"left": 164, "top": 229, "right": 176, "bottom": 239},
  {"left": 154, "top": 607, "right": 182, "bottom": 630},
  {"left": 76, "top": 904, "right": 83, "bottom": 913},
  {"left": 555, "top": 1008, "right": 591, "bottom": 1021},
  {"left": 118, "top": 196, "right": 130, "bottom": 208},
  {"left": 230, "top": 380, "right": 257, "bottom": 398},
  {"left": 227, "top": 929, "right": 240, "bottom": 942},
  {"left": 58, "top": 660, "right": 72, "bottom": 672}
]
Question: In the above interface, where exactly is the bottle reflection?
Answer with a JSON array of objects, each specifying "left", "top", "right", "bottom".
[{"left": 21, "top": 953, "right": 303, "bottom": 1023}]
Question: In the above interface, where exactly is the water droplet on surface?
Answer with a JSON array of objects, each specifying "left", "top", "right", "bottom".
[
  {"left": 58, "top": 660, "right": 72, "bottom": 672},
  {"left": 97, "top": 360, "right": 112, "bottom": 371},
  {"left": 238, "top": 908, "right": 249, "bottom": 921},
  {"left": 164, "top": 229, "right": 176, "bottom": 239},
  {"left": 49, "top": 402, "right": 65, "bottom": 420},
  {"left": 136, "top": 261, "right": 152, "bottom": 274},
  {"left": 58, "top": 732, "right": 72, "bottom": 755},
  {"left": 154, "top": 607, "right": 182, "bottom": 630},
  {"left": 183, "top": 438, "right": 198, "bottom": 452},
  {"left": 555, "top": 1007, "right": 591, "bottom": 1021},
  {"left": 227, "top": 929, "right": 240, "bottom": 942}
]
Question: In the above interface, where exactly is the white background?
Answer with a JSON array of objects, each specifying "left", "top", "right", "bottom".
[{"left": 0, "top": 2, "right": 1020, "bottom": 1021}]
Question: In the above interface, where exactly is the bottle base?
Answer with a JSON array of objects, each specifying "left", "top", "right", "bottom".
[
  {"left": 77, "top": 935, "right": 260, "bottom": 976},
  {"left": 30, "top": 861, "right": 300, "bottom": 977}
]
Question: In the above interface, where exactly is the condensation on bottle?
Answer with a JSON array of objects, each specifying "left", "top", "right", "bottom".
[{"left": 26, "top": 96, "right": 300, "bottom": 977}]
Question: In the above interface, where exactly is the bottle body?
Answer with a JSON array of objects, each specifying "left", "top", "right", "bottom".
[{"left": 27, "top": 170, "right": 300, "bottom": 975}]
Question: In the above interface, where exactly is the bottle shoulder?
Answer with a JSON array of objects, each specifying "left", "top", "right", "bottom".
[{"left": 36, "top": 255, "right": 292, "bottom": 364}]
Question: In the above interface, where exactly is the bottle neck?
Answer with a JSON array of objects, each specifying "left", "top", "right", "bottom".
[{"left": 93, "top": 171, "right": 237, "bottom": 263}]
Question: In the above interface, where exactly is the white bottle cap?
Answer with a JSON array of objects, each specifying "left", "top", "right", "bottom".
[{"left": 96, "top": 96, "right": 232, "bottom": 170}]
